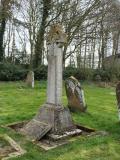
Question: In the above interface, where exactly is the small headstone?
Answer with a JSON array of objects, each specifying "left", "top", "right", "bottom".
[
  {"left": 116, "top": 82, "right": 120, "bottom": 121},
  {"left": 65, "top": 76, "right": 87, "bottom": 112},
  {"left": 95, "top": 74, "right": 101, "bottom": 82},
  {"left": 26, "top": 71, "right": 34, "bottom": 88}
]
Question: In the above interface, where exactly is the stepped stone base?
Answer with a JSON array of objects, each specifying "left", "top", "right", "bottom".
[{"left": 20, "top": 103, "right": 76, "bottom": 141}]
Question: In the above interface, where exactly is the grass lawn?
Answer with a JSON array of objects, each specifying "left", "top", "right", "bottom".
[{"left": 0, "top": 81, "right": 120, "bottom": 160}]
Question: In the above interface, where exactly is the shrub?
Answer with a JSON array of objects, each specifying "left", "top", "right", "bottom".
[
  {"left": 92, "top": 68, "right": 120, "bottom": 82},
  {"left": 34, "top": 65, "right": 47, "bottom": 80},
  {"left": 63, "top": 67, "right": 93, "bottom": 81},
  {"left": 94, "top": 74, "right": 102, "bottom": 82},
  {"left": 93, "top": 69, "right": 111, "bottom": 82},
  {"left": 0, "top": 63, "right": 27, "bottom": 81},
  {"left": 0, "top": 63, "right": 48, "bottom": 81},
  {"left": 0, "top": 62, "right": 119, "bottom": 82}
]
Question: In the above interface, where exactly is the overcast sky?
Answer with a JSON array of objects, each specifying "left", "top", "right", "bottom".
[{"left": 4, "top": 0, "right": 120, "bottom": 65}]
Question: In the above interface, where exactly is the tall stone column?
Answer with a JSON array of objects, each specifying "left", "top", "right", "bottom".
[
  {"left": 46, "top": 25, "right": 67, "bottom": 105},
  {"left": 47, "top": 41, "right": 63, "bottom": 105}
]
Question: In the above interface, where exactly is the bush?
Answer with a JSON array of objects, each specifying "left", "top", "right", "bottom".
[
  {"left": 63, "top": 67, "right": 93, "bottom": 81},
  {"left": 94, "top": 74, "right": 102, "bottom": 82},
  {"left": 34, "top": 65, "right": 47, "bottom": 80},
  {"left": 0, "top": 63, "right": 27, "bottom": 81},
  {"left": 93, "top": 69, "right": 111, "bottom": 81},
  {"left": 92, "top": 68, "right": 120, "bottom": 82},
  {"left": 0, "top": 62, "right": 119, "bottom": 82},
  {"left": 0, "top": 63, "right": 48, "bottom": 81},
  {"left": 93, "top": 69, "right": 110, "bottom": 81}
]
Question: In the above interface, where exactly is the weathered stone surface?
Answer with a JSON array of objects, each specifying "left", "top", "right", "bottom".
[
  {"left": 26, "top": 71, "right": 34, "bottom": 88},
  {"left": 37, "top": 139, "right": 68, "bottom": 150},
  {"left": 21, "top": 103, "right": 76, "bottom": 141},
  {"left": 48, "top": 129, "right": 82, "bottom": 141},
  {"left": 20, "top": 119, "right": 52, "bottom": 141},
  {"left": 47, "top": 24, "right": 67, "bottom": 45},
  {"left": 65, "top": 76, "right": 87, "bottom": 112},
  {"left": 0, "top": 134, "right": 26, "bottom": 160},
  {"left": 116, "top": 82, "right": 120, "bottom": 121},
  {"left": 46, "top": 24, "right": 67, "bottom": 105}
]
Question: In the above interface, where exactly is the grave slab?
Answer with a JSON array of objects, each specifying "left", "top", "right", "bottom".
[{"left": 0, "top": 134, "right": 26, "bottom": 160}]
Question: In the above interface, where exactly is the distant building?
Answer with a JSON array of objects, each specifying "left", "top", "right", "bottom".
[{"left": 104, "top": 54, "right": 120, "bottom": 70}]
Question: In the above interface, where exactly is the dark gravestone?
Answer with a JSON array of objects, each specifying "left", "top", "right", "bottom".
[
  {"left": 116, "top": 82, "right": 120, "bottom": 121},
  {"left": 65, "top": 76, "right": 87, "bottom": 112}
]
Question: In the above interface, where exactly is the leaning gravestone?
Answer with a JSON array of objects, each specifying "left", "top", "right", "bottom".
[
  {"left": 20, "top": 24, "right": 81, "bottom": 141},
  {"left": 26, "top": 71, "right": 34, "bottom": 88},
  {"left": 65, "top": 76, "right": 87, "bottom": 112},
  {"left": 116, "top": 82, "right": 120, "bottom": 121}
]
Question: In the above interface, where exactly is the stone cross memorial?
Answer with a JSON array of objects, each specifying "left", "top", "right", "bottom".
[{"left": 21, "top": 24, "right": 80, "bottom": 141}]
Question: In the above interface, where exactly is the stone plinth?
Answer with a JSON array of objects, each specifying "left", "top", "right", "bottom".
[{"left": 21, "top": 103, "right": 76, "bottom": 140}]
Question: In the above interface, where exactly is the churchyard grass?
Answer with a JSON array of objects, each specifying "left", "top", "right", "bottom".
[{"left": 0, "top": 81, "right": 120, "bottom": 160}]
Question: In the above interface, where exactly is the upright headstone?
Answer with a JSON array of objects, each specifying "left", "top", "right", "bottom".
[
  {"left": 116, "top": 82, "right": 120, "bottom": 121},
  {"left": 26, "top": 71, "right": 34, "bottom": 88},
  {"left": 21, "top": 25, "right": 78, "bottom": 141},
  {"left": 65, "top": 76, "right": 87, "bottom": 112}
]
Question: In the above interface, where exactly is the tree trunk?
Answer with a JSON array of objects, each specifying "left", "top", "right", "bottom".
[
  {"left": 98, "top": 42, "right": 101, "bottom": 69},
  {"left": 0, "top": 13, "right": 6, "bottom": 62},
  {"left": 63, "top": 45, "right": 67, "bottom": 68},
  {"left": 92, "top": 39, "right": 95, "bottom": 69},
  {"left": 112, "top": 31, "right": 120, "bottom": 55},
  {"left": 83, "top": 36, "right": 87, "bottom": 69},
  {"left": 101, "top": 35, "right": 105, "bottom": 69},
  {"left": 34, "top": 0, "right": 51, "bottom": 68}
]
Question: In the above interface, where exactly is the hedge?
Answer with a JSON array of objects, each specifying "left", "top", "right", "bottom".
[{"left": 0, "top": 63, "right": 119, "bottom": 82}]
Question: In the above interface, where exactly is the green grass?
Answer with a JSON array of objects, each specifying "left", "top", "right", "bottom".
[
  {"left": 0, "top": 81, "right": 120, "bottom": 160},
  {"left": 0, "top": 136, "right": 10, "bottom": 147}
]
